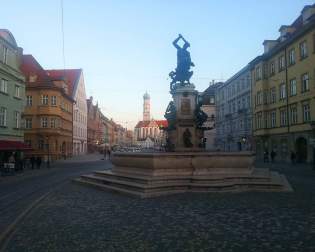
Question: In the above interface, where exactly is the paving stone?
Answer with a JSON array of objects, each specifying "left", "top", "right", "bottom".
[{"left": 4, "top": 162, "right": 315, "bottom": 251}]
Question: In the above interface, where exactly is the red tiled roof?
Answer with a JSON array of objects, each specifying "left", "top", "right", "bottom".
[
  {"left": 46, "top": 69, "right": 81, "bottom": 97},
  {"left": 135, "top": 120, "right": 168, "bottom": 128},
  {"left": 21, "top": 55, "right": 52, "bottom": 84},
  {"left": 156, "top": 120, "right": 168, "bottom": 128}
]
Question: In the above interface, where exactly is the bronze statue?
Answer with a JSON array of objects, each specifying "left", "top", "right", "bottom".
[
  {"left": 164, "top": 101, "right": 176, "bottom": 130},
  {"left": 169, "top": 34, "right": 195, "bottom": 90},
  {"left": 183, "top": 128, "right": 193, "bottom": 148}
]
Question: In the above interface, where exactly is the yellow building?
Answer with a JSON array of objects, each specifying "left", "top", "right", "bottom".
[
  {"left": 250, "top": 4, "right": 315, "bottom": 162},
  {"left": 21, "top": 55, "right": 74, "bottom": 162}
]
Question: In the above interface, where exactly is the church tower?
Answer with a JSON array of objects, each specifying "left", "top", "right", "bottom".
[{"left": 143, "top": 92, "right": 150, "bottom": 121}]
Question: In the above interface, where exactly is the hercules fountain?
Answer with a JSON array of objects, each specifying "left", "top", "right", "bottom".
[{"left": 75, "top": 35, "right": 292, "bottom": 197}]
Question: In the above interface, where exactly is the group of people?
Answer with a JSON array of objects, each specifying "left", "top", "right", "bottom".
[
  {"left": 263, "top": 150, "right": 277, "bottom": 163},
  {"left": 30, "top": 156, "right": 43, "bottom": 169},
  {"left": 264, "top": 149, "right": 297, "bottom": 163}
]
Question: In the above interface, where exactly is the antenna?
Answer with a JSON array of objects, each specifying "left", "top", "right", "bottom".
[{"left": 60, "top": 0, "right": 66, "bottom": 70}]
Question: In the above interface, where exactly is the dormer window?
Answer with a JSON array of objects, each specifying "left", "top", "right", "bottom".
[
  {"left": 29, "top": 74, "right": 37, "bottom": 82},
  {"left": 62, "top": 84, "right": 68, "bottom": 94}
]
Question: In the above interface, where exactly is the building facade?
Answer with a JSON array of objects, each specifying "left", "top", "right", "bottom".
[
  {"left": 0, "top": 30, "right": 25, "bottom": 143},
  {"left": 216, "top": 66, "right": 252, "bottom": 151},
  {"left": 201, "top": 83, "right": 220, "bottom": 150},
  {"left": 134, "top": 92, "right": 167, "bottom": 148},
  {"left": 46, "top": 69, "right": 87, "bottom": 156},
  {"left": 251, "top": 4, "right": 315, "bottom": 162},
  {"left": 21, "top": 55, "right": 74, "bottom": 161}
]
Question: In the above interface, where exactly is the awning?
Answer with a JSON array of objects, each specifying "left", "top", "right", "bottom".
[{"left": 0, "top": 140, "right": 32, "bottom": 151}]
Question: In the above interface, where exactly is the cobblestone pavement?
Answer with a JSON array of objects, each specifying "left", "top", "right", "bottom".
[{"left": 3, "top": 162, "right": 315, "bottom": 252}]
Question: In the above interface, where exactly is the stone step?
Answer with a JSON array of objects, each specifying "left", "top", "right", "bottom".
[{"left": 78, "top": 170, "right": 291, "bottom": 196}]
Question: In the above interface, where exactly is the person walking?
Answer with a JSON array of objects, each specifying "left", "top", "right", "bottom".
[
  {"left": 263, "top": 150, "right": 269, "bottom": 163},
  {"left": 30, "top": 155, "right": 35, "bottom": 169},
  {"left": 36, "top": 156, "right": 42, "bottom": 169},
  {"left": 271, "top": 150, "right": 276, "bottom": 163}
]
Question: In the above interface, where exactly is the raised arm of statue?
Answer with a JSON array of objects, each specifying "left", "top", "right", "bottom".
[
  {"left": 180, "top": 35, "right": 190, "bottom": 49},
  {"left": 172, "top": 35, "right": 181, "bottom": 50}
]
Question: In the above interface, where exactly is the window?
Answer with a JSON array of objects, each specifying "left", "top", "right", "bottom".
[
  {"left": 247, "top": 96, "right": 250, "bottom": 108},
  {"left": 270, "top": 61, "right": 275, "bottom": 75},
  {"left": 51, "top": 96, "right": 57, "bottom": 106},
  {"left": 270, "top": 88, "right": 276, "bottom": 103},
  {"left": 14, "top": 111, "right": 20, "bottom": 128},
  {"left": 288, "top": 48, "right": 295, "bottom": 65},
  {"left": 0, "top": 107, "right": 7, "bottom": 126},
  {"left": 289, "top": 78, "right": 297, "bottom": 96},
  {"left": 26, "top": 95, "right": 32, "bottom": 106},
  {"left": 209, "top": 97, "right": 214, "bottom": 104},
  {"left": 300, "top": 41, "right": 308, "bottom": 59},
  {"left": 271, "top": 111, "right": 276, "bottom": 128},
  {"left": 0, "top": 79, "right": 8, "bottom": 93},
  {"left": 25, "top": 118, "right": 32, "bottom": 129},
  {"left": 41, "top": 117, "right": 48, "bottom": 128},
  {"left": 50, "top": 118, "right": 56, "bottom": 128},
  {"left": 3, "top": 46, "right": 8, "bottom": 64},
  {"left": 278, "top": 55, "right": 285, "bottom": 71},
  {"left": 290, "top": 106, "right": 298, "bottom": 125},
  {"left": 280, "top": 110, "right": 287, "bottom": 127},
  {"left": 38, "top": 139, "right": 45, "bottom": 150},
  {"left": 303, "top": 103, "right": 311, "bottom": 122},
  {"left": 279, "top": 83, "right": 286, "bottom": 100},
  {"left": 256, "top": 112, "right": 263, "bottom": 129},
  {"left": 14, "top": 85, "right": 20, "bottom": 98},
  {"left": 41, "top": 95, "right": 48, "bottom": 105},
  {"left": 256, "top": 91, "right": 263, "bottom": 105},
  {"left": 255, "top": 66, "right": 262, "bottom": 81},
  {"left": 301, "top": 73, "right": 309, "bottom": 92},
  {"left": 263, "top": 91, "right": 268, "bottom": 105}
]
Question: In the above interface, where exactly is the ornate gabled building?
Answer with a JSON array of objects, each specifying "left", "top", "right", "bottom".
[
  {"left": 134, "top": 92, "right": 167, "bottom": 148},
  {"left": 21, "top": 55, "right": 74, "bottom": 161},
  {"left": 46, "top": 69, "right": 87, "bottom": 156}
]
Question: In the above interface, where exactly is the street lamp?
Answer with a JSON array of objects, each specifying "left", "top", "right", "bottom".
[
  {"left": 310, "top": 121, "right": 315, "bottom": 170},
  {"left": 46, "top": 136, "right": 50, "bottom": 168}
]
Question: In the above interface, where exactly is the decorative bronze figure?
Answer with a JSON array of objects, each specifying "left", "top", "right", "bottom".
[{"left": 169, "top": 34, "right": 195, "bottom": 90}]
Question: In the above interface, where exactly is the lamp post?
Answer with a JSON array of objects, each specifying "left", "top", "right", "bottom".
[
  {"left": 46, "top": 136, "right": 50, "bottom": 168},
  {"left": 310, "top": 121, "right": 315, "bottom": 170}
]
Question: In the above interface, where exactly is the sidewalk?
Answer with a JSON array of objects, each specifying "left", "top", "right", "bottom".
[
  {"left": 55, "top": 153, "right": 105, "bottom": 164},
  {"left": 0, "top": 153, "right": 108, "bottom": 184}
]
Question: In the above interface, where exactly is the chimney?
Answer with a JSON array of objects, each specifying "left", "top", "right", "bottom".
[
  {"left": 263, "top": 40, "right": 278, "bottom": 54},
  {"left": 301, "top": 5, "right": 315, "bottom": 24},
  {"left": 279, "top": 25, "right": 296, "bottom": 41}
]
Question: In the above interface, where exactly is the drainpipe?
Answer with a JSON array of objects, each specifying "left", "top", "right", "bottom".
[{"left": 284, "top": 46, "right": 291, "bottom": 162}]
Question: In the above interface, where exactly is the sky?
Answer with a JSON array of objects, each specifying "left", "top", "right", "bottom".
[{"left": 1, "top": 0, "right": 314, "bottom": 129}]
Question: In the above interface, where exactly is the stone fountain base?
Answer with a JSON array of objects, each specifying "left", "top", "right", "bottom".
[{"left": 74, "top": 152, "right": 292, "bottom": 198}]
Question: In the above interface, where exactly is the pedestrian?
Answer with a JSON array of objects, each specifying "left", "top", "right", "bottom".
[
  {"left": 263, "top": 150, "right": 269, "bottom": 163},
  {"left": 30, "top": 155, "right": 35, "bottom": 169},
  {"left": 291, "top": 151, "right": 296, "bottom": 164},
  {"left": 107, "top": 149, "right": 111, "bottom": 159},
  {"left": 36, "top": 156, "right": 42, "bottom": 169},
  {"left": 271, "top": 150, "right": 276, "bottom": 163}
]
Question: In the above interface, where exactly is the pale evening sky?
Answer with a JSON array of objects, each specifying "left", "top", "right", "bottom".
[{"left": 1, "top": 0, "right": 314, "bottom": 129}]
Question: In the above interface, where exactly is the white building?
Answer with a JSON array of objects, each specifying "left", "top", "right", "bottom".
[
  {"left": 47, "top": 69, "right": 87, "bottom": 156},
  {"left": 201, "top": 83, "right": 221, "bottom": 150},
  {"left": 134, "top": 92, "right": 167, "bottom": 148}
]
